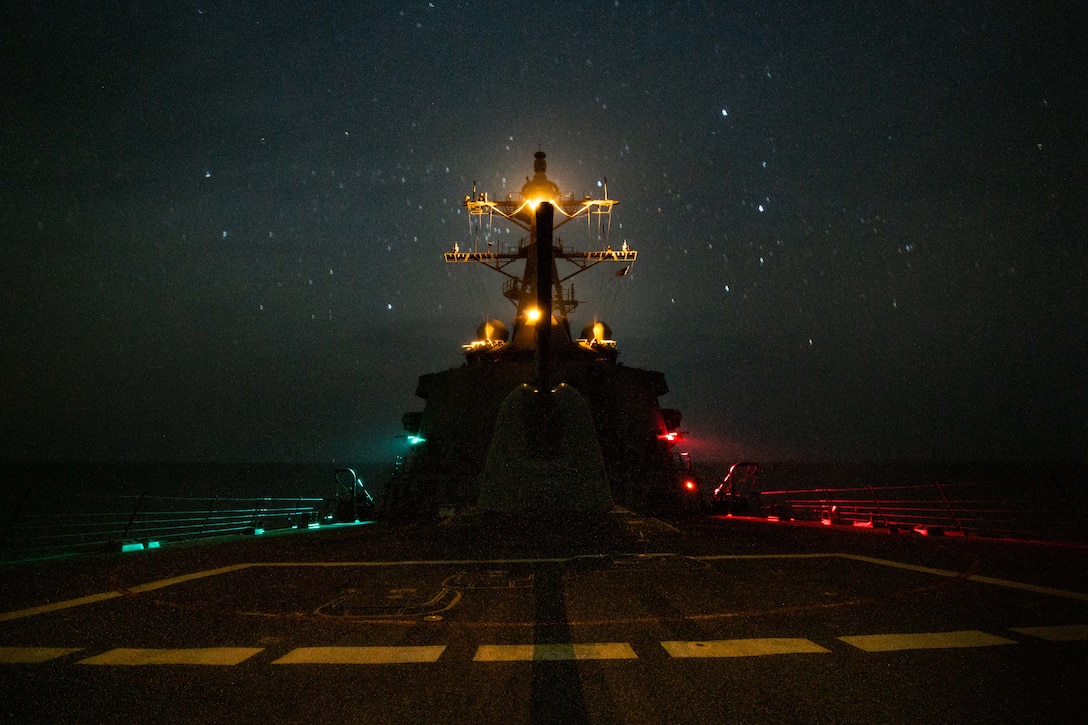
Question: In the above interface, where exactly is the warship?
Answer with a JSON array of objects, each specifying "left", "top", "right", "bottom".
[{"left": 385, "top": 152, "right": 699, "bottom": 519}]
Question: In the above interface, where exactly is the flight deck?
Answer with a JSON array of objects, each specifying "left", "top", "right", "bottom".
[{"left": 3, "top": 516, "right": 1086, "bottom": 723}]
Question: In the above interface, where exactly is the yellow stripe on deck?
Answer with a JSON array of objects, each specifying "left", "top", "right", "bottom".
[
  {"left": 6, "top": 554, "right": 1085, "bottom": 624},
  {"left": 1011, "top": 624, "right": 1088, "bottom": 641},
  {"left": 0, "top": 564, "right": 255, "bottom": 622},
  {"left": 661, "top": 638, "right": 829, "bottom": 658},
  {"left": 839, "top": 630, "right": 1016, "bottom": 652},
  {"left": 0, "top": 647, "right": 83, "bottom": 663},
  {"left": 473, "top": 643, "right": 637, "bottom": 661},
  {"left": 79, "top": 647, "right": 264, "bottom": 665},
  {"left": 273, "top": 646, "right": 447, "bottom": 664}
]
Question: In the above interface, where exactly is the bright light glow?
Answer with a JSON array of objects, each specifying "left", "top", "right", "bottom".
[
  {"left": 657, "top": 431, "right": 679, "bottom": 442},
  {"left": 408, "top": 435, "right": 426, "bottom": 445},
  {"left": 121, "top": 542, "right": 144, "bottom": 552},
  {"left": 684, "top": 480, "right": 697, "bottom": 492},
  {"left": 525, "top": 307, "right": 542, "bottom": 323},
  {"left": 513, "top": 197, "right": 554, "bottom": 214}
]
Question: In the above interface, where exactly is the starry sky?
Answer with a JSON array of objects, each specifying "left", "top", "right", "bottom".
[{"left": 3, "top": 1, "right": 1086, "bottom": 465}]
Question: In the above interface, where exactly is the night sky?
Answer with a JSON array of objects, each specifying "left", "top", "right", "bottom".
[{"left": 3, "top": 1, "right": 1086, "bottom": 465}]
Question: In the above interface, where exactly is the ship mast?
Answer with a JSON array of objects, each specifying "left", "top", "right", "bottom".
[{"left": 445, "top": 152, "right": 636, "bottom": 329}]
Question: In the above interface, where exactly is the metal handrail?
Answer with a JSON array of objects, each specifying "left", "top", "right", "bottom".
[
  {"left": 1, "top": 492, "right": 327, "bottom": 562},
  {"left": 754, "top": 478, "right": 1087, "bottom": 543}
]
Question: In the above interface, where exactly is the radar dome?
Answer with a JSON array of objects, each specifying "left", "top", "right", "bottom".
[
  {"left": 520, "top": 151, "right": 560, "bottom": 201},
  {"left": 476, "top": 319, "right": 509, "bottom": 342},
  {"left": 580, "top": 320, "right": 612, "bottom": 342}
]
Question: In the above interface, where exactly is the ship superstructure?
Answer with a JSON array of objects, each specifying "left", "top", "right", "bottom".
[{"left": 389, "top": 152, "right": 696, "bottom": 517}]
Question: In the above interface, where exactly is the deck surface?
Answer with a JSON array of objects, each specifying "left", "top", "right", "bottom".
[{"left": 3, "top": 515, "right": 1086, "bottom": 723}]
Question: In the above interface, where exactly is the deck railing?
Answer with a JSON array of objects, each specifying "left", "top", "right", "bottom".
[
  {"left": 754, "top": 478, "right": 1087, "bottom": 544},
  {"left": 1, "top": 492, "right": 327, "bottom": 562}
]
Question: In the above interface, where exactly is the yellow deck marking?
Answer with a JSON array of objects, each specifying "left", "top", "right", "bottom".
[
  {"left": 835, "top": 554, "right": 1088, "bottom": 602},
  {"left": 79, "top": 647, "right": 263, "bottom": 665},
  {"left": 0, "top": 591, "right": 129, "bottom": 622},
  {"left": 696, "top": 553, "right": 1088, "bottom": 601},
  {"left": 661, "top": 638, "right": 829, "bottom": 658},
  {"left": 839, "top": 630, "right": 1016, "bottom": 652},
  {"left": 123, "top": 564, "right": 255, "bottom": 594},
  {"left": 273, "top": 646, "right": 446, "bottom": 664},
  {"left": 1011, "top": 624, "right": 1088, "bottom": 641},
  {"left": 473, "top": 643, "right": 637, "bottom": 661},
  {"left": 0, "top": 647, "right": 83, "bottom": 663},
  {"left": 4, "top": 552, "right": 1085, "bottom": 624},
  {"left": 963, "top": 573, "right": 1088, "bottom": 601},
  {"left": 0, "top": 564, "right": 256, "bottom": 622}
]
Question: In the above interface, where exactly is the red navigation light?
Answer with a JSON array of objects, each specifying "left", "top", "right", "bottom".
[
  {"left": 657, "top": 431, "right": 679, "bottom": 442},
  {"left": 684, "top": 479, "right": 697, "bottom": 492}
]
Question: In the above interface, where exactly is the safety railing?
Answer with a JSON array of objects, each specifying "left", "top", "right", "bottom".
[
  {"left": 1, "top": 491, "right": 327, "bottom": 562},
  {"left": 754, "top": 478, "right": 1087, "bottom": 544}
]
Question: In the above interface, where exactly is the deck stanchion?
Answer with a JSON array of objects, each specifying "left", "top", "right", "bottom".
[
  {"left": 934, "top": 480, "right": 965, "bottom": 536},
  {"left": 1051, "top": 473, "right": 1088, "bottom": 544},
  {"left": 1, "top": 488, "right": 31, "bottom": 547},
  {"left": 867, "top": 482, "right": 887, "bottom": 526},
  {"left": 199, "top": 496, "right": 218, "bottom": 537},
  {"left": 121, "top": 494, "right": 145, "bottom": 542}
]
